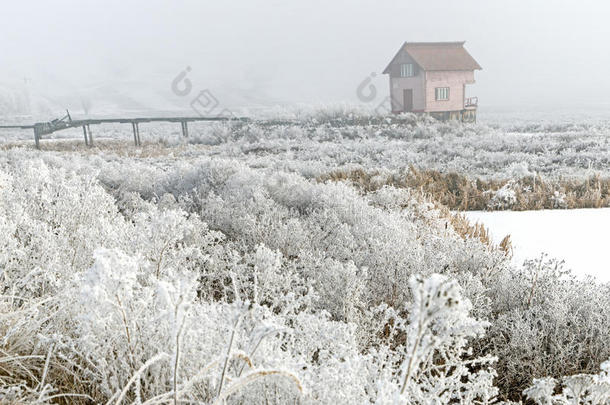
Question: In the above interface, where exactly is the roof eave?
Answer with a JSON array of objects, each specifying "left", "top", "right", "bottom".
[
  {"left": 382, "top": 41, "right": 407, "bottom": 74},
  {"left": 471, "top": 58, "right": 483, "bottom": 70}
]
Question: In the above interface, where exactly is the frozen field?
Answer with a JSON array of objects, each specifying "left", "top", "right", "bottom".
[
  {"left": 3, "top": 110, "right": 610, "bottom": 180},
  {"left": 465, "top": 208, "right": 610, "bottom": 282},
  {"left": 1, "top": 111, "right": 610, "bottom": 403}
]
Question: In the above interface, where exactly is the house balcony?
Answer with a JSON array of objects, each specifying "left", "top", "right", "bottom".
[{"left": 465, "top": 97, "right": 478, "bottom": 109}]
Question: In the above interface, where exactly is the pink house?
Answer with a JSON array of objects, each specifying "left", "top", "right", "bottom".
[{"left": 383, "top": 42, "right": 482, "bottom": 121}]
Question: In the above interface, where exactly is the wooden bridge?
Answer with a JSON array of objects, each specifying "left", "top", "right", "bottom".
[{"left": 0, "top": 111, "right": 246, "bottom": 148}]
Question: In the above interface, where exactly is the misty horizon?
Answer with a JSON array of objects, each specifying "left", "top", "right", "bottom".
[{"left": 2, "top": 0, "right": 610, "bottom": 117}]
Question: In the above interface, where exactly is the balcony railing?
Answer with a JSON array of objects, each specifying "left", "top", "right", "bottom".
[{"left": 465, "top": 97, "right": 478, "bottom": 108}]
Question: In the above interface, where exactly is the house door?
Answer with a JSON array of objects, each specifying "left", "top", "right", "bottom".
[{"left": 403, "top": 89, "right": 413, "bottom": 112}]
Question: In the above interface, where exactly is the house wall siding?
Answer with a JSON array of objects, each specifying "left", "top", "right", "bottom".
[
  {"left": 388, "top": 50, "right": 425, "bottom": 112},
  {"left": 424, "top": 70, "right": 475, "bottom": 112},
  {"left": 390, "top": 76, "right": 426, "bottom": 112}
]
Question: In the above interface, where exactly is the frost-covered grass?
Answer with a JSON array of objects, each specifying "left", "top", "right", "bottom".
[
  {"left": 1, "top": 112, "right": 610, "bottom": 403},
  {"left": 4, "top": 111, "right": 610, "bottom": 210},
  {"left": 4, "top": 111, "right": 610, "bottom": 179},
  {"left": 321, "top": 168, "right": 610, "bottom": 211}
]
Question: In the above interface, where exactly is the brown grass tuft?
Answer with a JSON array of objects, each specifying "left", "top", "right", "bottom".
[{"left": 319, "top": 167, "right": 610, "bottom": 211}]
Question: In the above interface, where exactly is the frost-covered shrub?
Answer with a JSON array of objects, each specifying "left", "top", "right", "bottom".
[
  {"left": 102, "top": 158, "right": 505, "bottom": 308},
  {"left": 0, "top": 160, "right": 127, "bottom": 298},
  {"left": 484, "top": 255, "right": 610, "bottom": 400},
  {"left": 524, "top": 359, "right": 610, "bottom": 404},
  {"left": 63, "top": 248, "right": 309, "bottom": 403},
  {"left": 551, "top": 190, "right": 568, "bottom": 208},
  {"left": 1, "top": 140, "right": 609, "bottom": 403},
  {"left": 0, "top": 152, "right": 503, "bottom": 403},
  {"left": 375, "top": 274, "right": 498, "bottom": 404},
  {"left": 487, "top": 181, "right": 517, "bottom": 210}
]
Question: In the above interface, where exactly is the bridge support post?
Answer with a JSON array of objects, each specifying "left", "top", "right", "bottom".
[
  {"left": 136, "top": 123, "right": 141, "bottom": 146},
  {"left": 85, "top": 124, "right": 93, "bottom": 146},
  {"left": 132, "top": 122, "right": 139, "bottom": 146},
  {"left": 181, "top": 121, "right": 189, "bottom": 137},
  {"left": 82, "top": 125, "right": 89, "bottom": 146},
  {"left": 33, "top": 127, "right": 40, "bottom": 149}
]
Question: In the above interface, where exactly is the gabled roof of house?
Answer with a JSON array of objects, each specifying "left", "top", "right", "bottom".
[{"left": 383, "top": 41, "right": 482, "bottom": 73}]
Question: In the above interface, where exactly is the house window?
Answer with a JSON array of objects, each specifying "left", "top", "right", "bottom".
[
  {"left": 400, "top": 63, "right": 414, "bottom": 77},
  {"left": 435, "top": 87, "right": 450, "bottom": 101}
]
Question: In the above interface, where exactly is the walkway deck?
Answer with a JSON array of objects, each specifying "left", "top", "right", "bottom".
[{"left": 0, "top": 114, "right": 246, "bottom": 148}]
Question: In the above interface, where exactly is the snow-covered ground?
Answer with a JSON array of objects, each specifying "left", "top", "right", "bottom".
[{"left": 465, "top": 208, "right": 610, "bottom": 282}]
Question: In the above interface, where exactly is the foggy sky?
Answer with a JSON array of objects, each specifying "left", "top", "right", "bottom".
[{"left": 2, "top": 0, "right": 610, "bottom": 115}]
